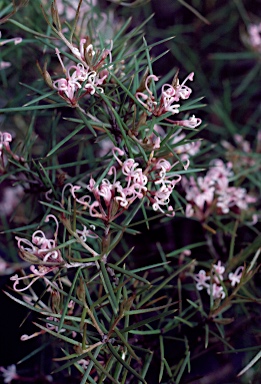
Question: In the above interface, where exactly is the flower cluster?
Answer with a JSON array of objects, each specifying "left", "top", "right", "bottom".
[
  {"left": 12, "top": 214, "right": 63, "bottom": 292},
  {"left": 194, "top": 261, "right": 244, "bottom": 300},
  {"left": 182, "top": 159, "right": 256, "bottom": 221},
  {"left": 52, "top": 41, "right": 111, "bottom": 106},
  {"left": 221, "top": 132, "right": 261, "bottom": 169},
  {"left": 39, "top": 3, "right": 114, "bottom": 107},
  {"left": 70, "top": 147, "right": 182, "bottom": 221},
  {"left": 135, "top": 72, "right": 202, "bottom": 127},
  {"left": 12, "top": 213, "right": 97, "bottom": 292}
]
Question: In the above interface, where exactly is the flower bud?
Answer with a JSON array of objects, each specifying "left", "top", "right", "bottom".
[
  {"left": 77, "top": 278, "right": 86, "bottom": 303},
  {"left": 51, "top": 290, "right": 61, "bottom": 313},
  {"left": 36, "top": 61, "right": 54, "bottom": 89}
]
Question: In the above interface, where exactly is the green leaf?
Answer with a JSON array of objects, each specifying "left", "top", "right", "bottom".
[{"left": 107, "top": 344, "right": 146, "bottom": 384}]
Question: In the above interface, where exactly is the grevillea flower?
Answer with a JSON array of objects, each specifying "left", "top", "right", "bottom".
[
  {"left": 70, "top": 147, "right": 183, "bottom": 220},
  {"left": 207, "top": 283, "right": 225, "bottom": 300},
  {"left": 135, "top": 72, "right": 199, "bottom": 120},
  {"left": 15, "top": 214, "right": 62, "bottom": 264},
  {"left": 182, "top": 159, "right": 256, "bottom": 220},
  {"left": 228, "top": 266, "right": 244, "bottom": 287},
  {"left": 193, "top": 263, "right": 245, "bottom": 300},
  {"left": 193, "top": 270, "right": 210, "bottom": 290},
  {"left": 76, "top": 224, "right": 98, "bottom": 242},
  {"left": 11, "top": 215, "right": 63, "bottom": 292},
  {"left": 52, "top": 49, "right": 106, "bottom": 106}
]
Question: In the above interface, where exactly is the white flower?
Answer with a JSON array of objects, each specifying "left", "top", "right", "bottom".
[
  {"left": 228, "top": 266, "right": 244, "bottom": 287},
  {"left": 0, "top": 365, "right": 18, "bottom": 383}
]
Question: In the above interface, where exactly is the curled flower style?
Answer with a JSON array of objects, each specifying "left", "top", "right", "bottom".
[
  {"left": 76, "top": 224, "right": 98, "bottom": 242},
  {"left": 10, "top": 265, "right": 52, "bottom": 292},
  {"left": 172, "top": 115, "right": 202, "bottom": 129},
  {"left": 15, "top": 214, "right": 62, "bottom": 264},
  {"left": 52, "top": 49, "right": 106, "bottom": 106},
  {"left": 135, "top": 72, "right": 197, "bottom": 121},
  {"left": 71, "top": 148, "right": 182, "bottom": 220},
  {"left": 71, "top": 151, "right": 148, "bottom": 221},
  {"left": 12, "top": 215, "right": 65, "bottom": 292}
]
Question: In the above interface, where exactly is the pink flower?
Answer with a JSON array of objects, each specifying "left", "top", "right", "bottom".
[
  {"left": 173, "top": 115, "right": 202, "bottom": 128},
  {"left": 0, "top": 131, "right": 12, "bottom": 157},
  {"left": 52, "top": 49, "right": 106, "bottom": 106},
  {"left": 208, "top": 160, "right": 233, "bottom": 191},
  {"left": 135, "top": 71, "right": 195, "bottom": 118},
  {"left": 0, "top": 365, "right": 19, "bottom": 383},
  {"left": 216, "top": 187, "right": 256, "bottom": 214},
  {"left": 207, "top": 283, "right": 226, "bottom": 300},
  {"left": 194, "top": 269, "right": 210, "bottom": 290},
  {"left": 228, "top": 266, "right": 244, "bottom": 287},
  {"left": 16, "top": 214, "right": 62, "bottom": 263},
  {"left": 213, "top": 260, "right": 225, "bottom": 277},
  {"left": 247, "top": 22, "right": 261, "bottom": 52},
  {"left": 76, "top": 225, "right": 98, "bottom": 241}
]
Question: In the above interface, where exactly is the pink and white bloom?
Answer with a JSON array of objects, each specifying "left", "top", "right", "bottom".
[
  {"left": 0, "top": 365, "right": 19, "bottom": 383},
  {"left": 135, "top": 72, "right": 196, "bottom": 119},
  {"left": 183, "top": 158, "right": 256, "bottom": 220},
  {"left": 228, "top": 266, "right": 244, "bottom": 287},
  {"left": 246, "top": 22, "right": 261, "bottom": 52},
  {"left": 194, "top": 269, "right": 210, "bottom": 290},
  {"left": 71, "top": 147, "right": 182, "bottom": 220},
  {"left": 15, "top": 214, "right": 62, "bottom": 264},
  {"left": 194, "top": 263, "right": 245, "bottom": 300},
  {"left": 213, "top": 260, "right": 225, "bottom": 278},
  {"left": 207, "top": 283, "right": 226, "bottom": 300}
]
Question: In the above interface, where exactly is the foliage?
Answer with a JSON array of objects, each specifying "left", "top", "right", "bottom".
[{"left": 0, "top": 1, "right": 260, "bottom": 383}]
